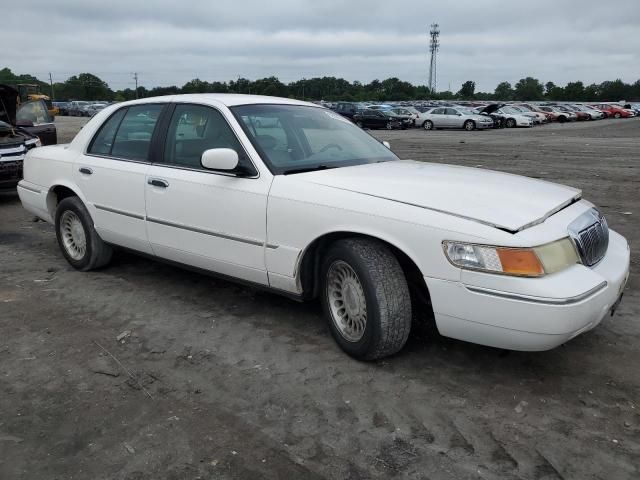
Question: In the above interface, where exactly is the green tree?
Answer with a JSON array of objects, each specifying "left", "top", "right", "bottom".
[
  {"left": 563, "top": 81, "right": 585, "bottom": 101},
  {"left": 494, "top": 81, "right": 514, "bottom": 100},
  {"left": 513, "top": 77, "right": 544, "bottom": 100},
  {"left": 598, "top": 79, "right": 629, "bottom": 101},
  {"left": 457, "top": 80, "right": 475, "bottom": 99},
  {"left": 545, "top": 82, "right": 564, "bottom": 100}
]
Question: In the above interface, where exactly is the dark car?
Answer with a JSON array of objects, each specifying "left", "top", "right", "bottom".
[
  {"left": 333, "top": 102, "right": 362, "bottom": 120},
  {"left": 0, "top": 84, "right": 57, "bottom": 190},
  {"left": 353, "top": 109, "right": 405, "bottom": 130}
]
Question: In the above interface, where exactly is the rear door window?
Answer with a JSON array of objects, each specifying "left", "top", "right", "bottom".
[
  {"left": 88, "top": 108, "right": 126, "bottom": 155},
  {"left": 110, "top": 105, "right": 163, "bottom": 161}
]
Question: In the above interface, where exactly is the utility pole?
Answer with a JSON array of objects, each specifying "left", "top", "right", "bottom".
[
  {"left": 428, "top": 23, "right": 440, "bottom": 94},
  {"left": 49, "top": 72, "right": 54, "bottom": 100},
  {"left": 132, "top": 72, "right": 139, "bottom": 99}
]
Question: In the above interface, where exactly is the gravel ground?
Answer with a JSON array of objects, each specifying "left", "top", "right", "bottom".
[{"left": 1, "top": 116, "right": 638, "bottom": 479}]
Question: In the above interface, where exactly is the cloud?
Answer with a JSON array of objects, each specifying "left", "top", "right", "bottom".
[{"left": 6, "top": 0, "right": 640, "bottom": 92}]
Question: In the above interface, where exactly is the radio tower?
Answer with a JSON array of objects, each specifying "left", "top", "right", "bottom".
[{"left": 428, "top": 23, "right": 440, "bottom": 94}]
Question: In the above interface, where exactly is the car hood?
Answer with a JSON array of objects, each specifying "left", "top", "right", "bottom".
[
  {"left": 478, "top": 103, "right": 505, "bottom": 114},
  {"left": 297, "top": 160, "right": 581, "bottom": 232},
  {"left": 0, "top": 84, "right": 18, "bottom": 125}
]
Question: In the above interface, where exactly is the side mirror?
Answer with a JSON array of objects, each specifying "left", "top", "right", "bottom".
[
  {"left": 382, "top": 141, "right": 391, "bottom": 149},
  {"left": 201, "top": 148, "right": 239, "bottom": 171}
]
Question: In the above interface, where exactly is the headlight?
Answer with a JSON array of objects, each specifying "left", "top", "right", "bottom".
[{"left": 443, "top": 238, "right": 579, "bottom": 277}]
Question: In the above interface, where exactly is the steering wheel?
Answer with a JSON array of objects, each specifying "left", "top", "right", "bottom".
[{"left": 318, "top": 143, "right": 343, "bottom": 154}]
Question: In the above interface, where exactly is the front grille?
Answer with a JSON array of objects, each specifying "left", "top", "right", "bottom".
[
  {"left": 0, "top": 160, "right": 23, "bottom": 182},
  {"left": 569, "top": 209, "right": 609, "bottom": 266}
]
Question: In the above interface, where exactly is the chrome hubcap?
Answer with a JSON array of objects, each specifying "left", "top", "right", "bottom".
[
  {"left": 60, "top": 211, "right": 87, "bottom": 260},
  {"left": 326, "top": 261, "right": 367, "bottom": 342}
]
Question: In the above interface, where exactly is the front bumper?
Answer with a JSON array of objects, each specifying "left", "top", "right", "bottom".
[{"left": 425, "top": 230, "right": 630, "bottom": 351}]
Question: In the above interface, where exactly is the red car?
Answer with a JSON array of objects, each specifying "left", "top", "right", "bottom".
[{"left": 590, "top": 104, "right": 636, "bottom": 119}]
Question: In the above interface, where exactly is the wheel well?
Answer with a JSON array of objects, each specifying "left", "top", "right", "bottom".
[
  {"left": 47, "top": 185, "right": 78, "bottom": 218},
  {"left": 299, "top": 232, "right": 432, "bottom": 310}
]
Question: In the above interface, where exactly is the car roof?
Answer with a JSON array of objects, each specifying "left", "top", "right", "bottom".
[{"left": 118, "top": 93, "right": 319, "bottom": 108}]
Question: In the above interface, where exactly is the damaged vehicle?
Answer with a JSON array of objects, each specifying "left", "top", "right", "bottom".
[
  {"left": 18, "top": 94, "right": 630, "bottom": 360},
  {"left": 0, "top": 84, "right": 56, "bottom": 191},
  {"left": 476, "top": 104, "right": 533, "bottom": 128}
]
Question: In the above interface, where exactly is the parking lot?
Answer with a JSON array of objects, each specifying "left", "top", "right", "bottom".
[{"left": 1, "top": 116, "right": 638, "bottom": 479}]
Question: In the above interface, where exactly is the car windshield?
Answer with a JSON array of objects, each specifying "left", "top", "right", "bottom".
[{"left": 232, "top": 104, "right": 398, "bottom": 174}]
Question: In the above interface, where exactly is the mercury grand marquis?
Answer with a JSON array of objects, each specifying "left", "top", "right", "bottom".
[{"left": 18, "top": 94, "right": 630, "bottom": 359}]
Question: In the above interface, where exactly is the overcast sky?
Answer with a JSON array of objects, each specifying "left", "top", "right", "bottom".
[{"left": 7, "top": 0, "right": 640, "bottom": 92}]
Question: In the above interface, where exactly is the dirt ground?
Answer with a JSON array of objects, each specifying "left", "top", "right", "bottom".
[{"left": 1, "top": 116, "right": 638, "bottom": 480}]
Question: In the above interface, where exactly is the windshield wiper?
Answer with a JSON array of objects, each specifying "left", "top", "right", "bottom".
[{"left": 282, "top": 165, "right": 336, "bottom": 175}]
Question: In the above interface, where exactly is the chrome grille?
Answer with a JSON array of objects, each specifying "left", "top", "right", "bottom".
[{"left": 568, "top": 208, "right": 609, "bottom": 266}]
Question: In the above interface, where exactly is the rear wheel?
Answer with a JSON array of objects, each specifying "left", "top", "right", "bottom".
[
  {"left": 614, "top": 112, "right": 621, "bottom": 119},
  {"left": 55, "top": 197, "right": 112, "bottom": 271},
  {"left": 505, "top": 118, "right": 516, "bottom": 128},
  {"left": 464, "top": 120, "right": 475, "bottom": 131},
  {"left": 386, "top": 122, "right": 393, "bottom": 130},
  {"left": 422, "top": 120, "right": 434, "bottom": 130},
  {"left": 321, "top": 238, "right": 412, "bottom": 360}
]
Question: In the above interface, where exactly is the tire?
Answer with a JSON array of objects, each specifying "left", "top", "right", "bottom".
[
  {"left": 505, "top": 118, "right": 516, "bottom": 128},
  {"left": 558, "top": 116, "right": 567, "bottom": 123},
  {"left": 464, "top": 120, "right": 475, "bottom": 131},
  {"left": 320, "top": 238, "right": 412, "bottom": 360},
  {"left": 55, "top": 197, "right": 113, "bottom": 271},
  {"left": 422, "top": 120, "right": 434, "bottom": 130},
  {"left": 356, "top": 121, "right": 363, "bottom": 128},
  {"left": 614, "top": 112, "right": 621, "bottom": 119},
  {"left": 386, "top": 122, "right": 393, "bottom": 130}
]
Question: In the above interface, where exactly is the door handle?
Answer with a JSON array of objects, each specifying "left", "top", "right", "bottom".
[
  {"left": 148, "top": 178, "right": 169, "bottom": 188},
  {"left": 79, "top": 167, "right": 93, "bottom": 175}
]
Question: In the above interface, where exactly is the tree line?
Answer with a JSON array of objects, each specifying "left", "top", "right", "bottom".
[{"left": 1, "top": 68, "right": 638, "bottom": 102}]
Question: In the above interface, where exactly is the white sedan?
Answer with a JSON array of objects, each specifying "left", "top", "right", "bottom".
[{"left": 18, "top": 94, "right": 630, "bottom": 360}]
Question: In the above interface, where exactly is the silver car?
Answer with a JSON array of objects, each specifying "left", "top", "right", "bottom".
[{"left": 418, "top": 107, "right": 494, "bottom": 131}]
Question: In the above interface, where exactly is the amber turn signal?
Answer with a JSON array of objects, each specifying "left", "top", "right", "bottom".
[{"left": 496, "top": 248, "right": 544, "bottom": 276}]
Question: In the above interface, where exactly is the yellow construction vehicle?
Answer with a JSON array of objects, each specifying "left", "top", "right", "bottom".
[{"left": 17, "top": 84, "right": 59, "bottom": 117}]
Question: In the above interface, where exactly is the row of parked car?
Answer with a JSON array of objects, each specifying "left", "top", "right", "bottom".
[
  {"left": 53, "top": 100, "right": 111, "bottom": 117},
  {"left": 329, "top": 101, "right": 639, "bottom": 131}
]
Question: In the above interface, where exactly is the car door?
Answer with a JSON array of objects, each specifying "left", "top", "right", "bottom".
[
  {"left": 144, "top": 103, "right": 270, "bottom": 285},
  {"left": 429, "top": 108, "right": 445, "bottom": 127},
  {"left": 374, "top": 111, "right": 388, "bottom": 128},
  {"left": 74, "top": 103, "right": 165, "bottom": 254},
  {"left": 16, "top": 100, "right": 57, "bottom": 145},
  {"left": 444, "top": 108, "right": 462, "bottom": 128}
]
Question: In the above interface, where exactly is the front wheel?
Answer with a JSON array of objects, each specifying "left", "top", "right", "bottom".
[
  {"left": 505, "top": 118, "right": 516, "bottom": 128},
  {"left": 464, "top": 120, "right": 475, "bottom": 131},
  {"left": 386, "top": 122, "right": 393, "bottom": 130},
  {"left": 614, "top": 112, "right": 621, "bottom": 119},
  {"left": 422, "top": 120, "right": 434, "bottom": 130},
  {"left": 55, "top": 197, "right": 113, "bottom": 271},
  {"left": 321, "top": 238, "right": 412, "bottom": 360}
]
